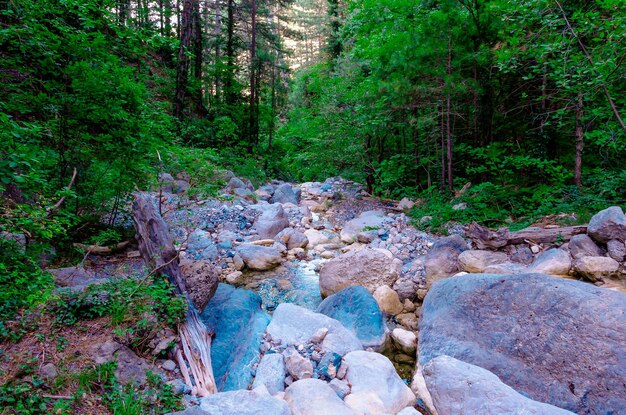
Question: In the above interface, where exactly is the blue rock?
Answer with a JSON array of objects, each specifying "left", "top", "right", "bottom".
[
  {"left": 217, "top": 241, "right": 232, "bottom": 249},
  {"left": 187, "top": 229, "right": 218, "bottom": 260},
  {"left": 316, "top": 352, "right": 342, "bottom": 380},
  {"left": 317, "top": 286, "right": 388, "bottom": 351},
  {"left": 200, "top": 284, "right": 271, "bottom": 391}
]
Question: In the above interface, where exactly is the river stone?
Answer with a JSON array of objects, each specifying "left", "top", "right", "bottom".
[
  {"left": 528, "top": 248, "right": 571, "bottom": 275},
  {"left": 275, "top": 228, "right": 309, "bottom": 250},
  {"left": 267, "top": 303, "right": 363, "bottom": 356},
  {"left": 272, "top": 183, "right": 300, "bottom": 205},
  {"left": 507, "top": 244, "right": 534, "bottom": 265},
  {"left": 304, "top": 229, "right": 335, "bottom": 247},
  {"left": 396, "top": 408, "right": 420, "bottom": 415},
  {"left": 373, "top": 285, "right": 403, "bottom": 315},
  {"left": 187, "top": 229, "right": 218, "bottom": 260},
  {"left": 458, "top": 250, "right": 508, "bottom": 273},
  {"left": 252, "top": 353, "right": 286, "bottom": 395},
  {"left": 391, "top": 328, "right": 417, "bottom": 354},
  {"left": 424, "top": 355, "right": 576, "bottom": 415},
  {"left": 226, "top": 176, "right": 247, "bottom": 191},
  {"left": 419, "top": 273, "right": 626, "bottom": 414},
  {"left": 340, "top": 210, "right": 388, "bottom": 243},
  {"left": 607, "top": 239, "right": 626, "bottom": 262},
  {"left": 318, "top": 248, "right": 401, "bottom": 297},
  {"left": 317, "top": 286, "right": 387, "bottom": 351},
  {"left": 483, "top": 262, "right": 527, "bottom": 275},
  {"left": 236, "top": 244, "right": 283, "bottom": 271},
  {"left": 343, "top": 351, "right": 416, "bottom": 415},
  {"left": 179, "top": 259, "right": 218, "bottom": 312},
  {"left": 568, "top": 234, "right": 604, "bottom": 259},
  {"left": 284, "top": 348, "right": 313, "bottom": 380},
  {"left": 200, "top": 284, "right": 271, "bottom": 391},
  {"left": 285, "top": 378, "right": 355, "bottom": 415},
  {"left": 254, "top": 204, "right": 290, "bottom": 239},
  {"left": 572, "top": 256, "right": 619, "bottom": 282},
  {"left": 424, "top": 235, "right": 468, "bottom": 288},
  {"left": 588, "top": 206, "right": 626, "bottom": 243},
  {"left": 198, "top": 389, "right": 291, "bottom": 415}
]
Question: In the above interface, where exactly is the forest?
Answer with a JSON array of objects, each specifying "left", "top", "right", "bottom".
[{"left": 1, "top": 0, "right": 625, "bottom": 414}]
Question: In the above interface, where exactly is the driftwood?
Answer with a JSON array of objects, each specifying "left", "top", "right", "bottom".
[
  {"left": 132, "top": 193, "right": 216, "bottom": 396},
  {"left": 73, "top": 241, "right": 130, "bottom": 256},
  {"left": 466, "top": 222, "right": 588, "bottom": 250}
]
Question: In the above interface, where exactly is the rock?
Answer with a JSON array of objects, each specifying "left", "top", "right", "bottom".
[
  {"left": 225, "top": 271, "right": 244, "bottom": 285},
  {"left": 316, "top": 352, "right": 342, "bottom": 380},
  {"left": 199, "top": 389, "right": 291, "bottom": 415},
  {"left": 162, "top": 359, "right": 177, "bottom": 371},
  {"left": 396, "top": 313, "right": 419, "bottom": 331},
  {"left": 254, "top": 204, "right": 290, "bottom": 239},
  {"left": 403, "top": 299, "right": 416, "bottom": 312},
  {"left": 236, "top": 244, "right": 283, "bottom": 271},
  {"left": 572, "top": 256, "right": 619, "bottom": 282},
  {"left": 284, "top": 348, "right": 314, "bottom": 380},
  {"left": 304, "top": 229, "right": 334, "bottom": 247},
  {"left": 272, "top": 183, "right": 301, "bottom": 205},
  {"left": 201, "top": 284, "right": 271, "bottom": 391},
  {"left": 317, "top": 286, "right": 388, "bottom": 351},
  {"left": 340, "top": 210, "right": 388, "bottom": 243},
  {"left": 91, "top": 340, "right": 154, "bottom": 386},
  {"left": 343, "top": 351, "right": 416, "bottom": 415},
  {"left": 328, "top": 378, "right": 350, "bottom": 399},
  {"left": 40, "top": 363, "right": 58, "bottom": 380},
  {"left": 252, "top": 353, "right": 286, "bottom": 395},
  {"left": 373, "top": 285, "right": 403, "bottom": 315},
  {"left": 483, "top": 262, "right": 527, "bottom": 275},
  {"left": 186, "top": 229, "right": 218, "bottom": 261},
  {"left": 607, "top": 239, "right": 626, "bottom": 262},
  {"left": 393, "top": 278, "right": 418, "bottom": 302},
  {"left": 508, "top": 244, "right": 534, "bottom": 265},
  {"left": 424, "top": 355, "right": 575, "bottom": 415},
  {"left": 588, "top": 206, "right": 626, "bottom": 243},
  {"left": 234, "top": 187, "right": 255, "bottom": 199},
  {"left": 319, "top": 248, "right": 401, "bottom": 297},
  {"left": 424, "top": 235, "right": 468, "bottom": 288},
  {"left": 285, "top": 378, "right": 355, "bottom": 415},
  {"left": 232, "top": 254, "right": 245, "bottom": 271},
  {"left": 48, "top": 266, "right": 104, "bottom": 290},
  {"left": 396, "top": 408, "right": 420, "bottom": 415},
  {"left": 227, "top": 177, "right": 247, "bottom": 191},
  {"left": 452, "top": 203, "right": 467, "bottom": 211},
  {"left": 167, "top": 408, "right": 209, "bottom": 415},
  {"left": 419, "top": 273, "right": 626, "bottom": 414},
  {"left": 179, "top": 259, "right": 218, "bottom": 312},
  {"left": 457, "top": 250, "right": 508, "bottom": 273},
  {"left": 309, "top": 328, "right": 328, "bottom": 344},
  {"left": 391, "top": 328, "right": 417, "bottom": 354},
  {"left": 267, "top": 303, "right": 363, "bottom": 356},
  {"left": 275, "top": 228, "right": 309, "bottom": 250},
  {"left": 166, "top": 378, "right": 191, "bottom": 395},
  {"left": 568, "top": 234, "right": 604, "bottom": 259},
  {"left": 528, "top": 248, "right": 571, "bottom": 275},
  {"left": 397, "top": 198, "right": 415, "bottom": 211}
]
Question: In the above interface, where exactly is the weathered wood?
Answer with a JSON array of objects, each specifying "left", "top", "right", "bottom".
[
  {"left": 132, "top": 193, "right": 216, "bottom": 396},
  {"left": 73, "top": 241, "right": 130, "bottom": 256},
  {"left": 467, "top": 222, "right": 588, "bottom": 250}
]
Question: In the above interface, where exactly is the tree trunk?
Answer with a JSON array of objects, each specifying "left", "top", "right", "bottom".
[
  {"left": 446, "top": 35, "right": 453, "bottom": 191},
  {"left": 214, "top": 0, "right": 222, "bottom": 103},
  {"left": 466, "top": 222, "right": 588, "bottom": 250},
  {"left": 192, "top": 0, "right": 206, "bottom": 115},
  {"left": 574, "top": 92, "right": 584, "bottom": 187},
  {"left": 248, "top": 0, "right": 257, "bottom": 153},
  {"left": 132, "top": 193, "right": 216, "bottom": 397},
  {"left": 174, "top": 0, "right": 194, "bottom": 119}
]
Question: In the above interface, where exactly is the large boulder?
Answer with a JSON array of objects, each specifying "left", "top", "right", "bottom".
[
  {"left": 568, "top": 234, "right": 604, "bottom": 259},
  {"left": 254, "top": 204, "right": 290, "bottom": 239},
  {"left": 319, "top": 248, "right": 401, "bottom": 298},
  {"left": 200, "top": 284, "right": 271, "bottom": 391},
  {"left": 236, "top": 244, "right": 283, "bottom": 271},
  {"left": 285, "top": 379, "right": 355, "bottom": 415},
  {"left": 587, "top": 206, "right": 626, "bottom": 243},
  {"left": 423, "top": 355, "right": 575, "bottom": 415},
  {"left": 572, "top": 256, "right": 619, "bottom": 282},
  {"left": 49, "top": 266, "right": 105, "bottom": 290},
  {"left": 252, "top": 353, "right": 286, "bottom": 395},
  {"left": 458, "top": 250, "right": 508, "bottom": 273},
  {"left": 275, "top": 228, "right": 309, "bottom": 250},
  {"left": 304, "top": 229, "right": 336, "bottom": 247},
  {"left": 266, "top": 303, "right": 363, "bottom": 356},
  {"left": 317, "top": 286, "right": 388, "bottom": 351},
  {"left": 179, "top": 259, "right": 218, "bottom": 312},
  {"left": 271, "top": 183, "right": 301, "bottom": 205},
  {"left": 424, "top": 235, "right": 468, "bottom": 288},
  {"left": 419, "top": 273, "right": 626, "bottom": 414},
  {"left": 607, "top": 239, "right": 626, "bottom": 262},
  {"left": 528, "top": 248, "right": 571, "bottom": 275},
  {"left": 340, "top": 210, "right": 388, "bottom": 243},
  {"left": 198, "top": 389, "right": 291, "bottom": 415},
  {"left": 343, "top": 351, "right": 416, "bottom": 415},
  {"left": 186, "top": 229, "right": 218, "bottom": 260}
]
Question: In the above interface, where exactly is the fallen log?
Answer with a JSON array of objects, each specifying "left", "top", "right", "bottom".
[
  {"left": 132, "top": 193, "right": 216, "bottom": 396},
  {"left": 73, "top": 241, "right": 130, "bottom": 256},
  {"left": 466, "top": 222, "right": 588, "bottom": 250}
]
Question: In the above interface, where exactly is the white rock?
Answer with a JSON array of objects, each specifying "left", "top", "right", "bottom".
[
  {"left": 285, "top": 379, "right": 355, "bottom": 415},
  {"left": 391, "top": 328, "right": 417, "bottom": 354}
]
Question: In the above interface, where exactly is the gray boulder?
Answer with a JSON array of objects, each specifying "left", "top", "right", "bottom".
[
  {"left": 572, "top": 256, "right": 619, "bottom": 282},
  {"left": 568, "top": 234, "right": 604, "bottom": 259},
  {"left": 179, "top": 259, "right": 218, "bottom": 312},
  {"left": 419, "top": 273, "right": 626, "bottom": 414},
  {"left": 201, "top": 284, "right": 271, "bottom": 391},
  {"left": 236, "top": 244, "right": 283, "bottom": 271},
  {"left": 272, "top": 183, "right": 300, "bottom": 205},
  {"left": 285, "top": 379, "right": 355, "bottom": 415},
  {"left": 254, "top": 204, "right": 290, "bottom": 239},
  {"left": 343, "top": 350, "right": 416, "bottom": 415},
  {"left": 340, "top": 210, "right": 388, "bottom": 243},
  {"left": 266, "top": 303, "right": 362, "bottom": 356},
  {"left": 317, "top": 286, "right": 388, "bottom": 351},
  {"left": 483, "top": 262, "right": 527, "bottom": 275},
  {"left": 528, "top": 248, "right": 571, "bottom": 275},
  {"left": 424, "top": 355, "right": 575, "bottom": 415},
  {"left": 252, "top": 353, "right": 286, "bottom": 395},
  {"left": 227, "top": 177, "right": 247, "bottom": 191},
  {"left": 424, "top": 235, "right": 468, "bottom": 288},
  {"left": 49, "top": 266, "right": 105, "bottom": 291},
  {"left": 318, "top": 248, "right": 401, "bottom": 298},
  {"left": 607, "top": 239, "right": 626, "bottom": 262},
  {"left": 588, "top": 206, "right": 626, "bottom": 243},
  {"left": 458, "top": 250, "right": 508, "bottom": 273},
  {"left": 275, "top": 228, "right": 309, "bottom": 250},
  {"left": 187, "top": 229, "right": 218, "bottom": 260},
  {"left": 198, "top": 389, "right": 291, "bottom": 415}
]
